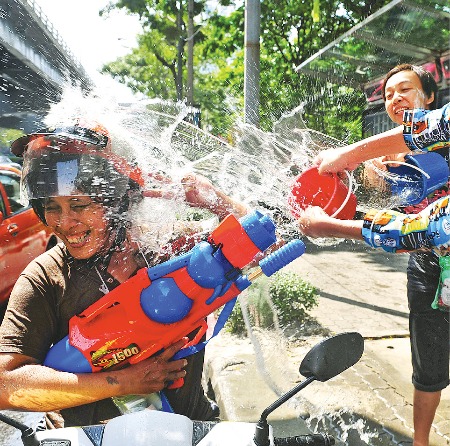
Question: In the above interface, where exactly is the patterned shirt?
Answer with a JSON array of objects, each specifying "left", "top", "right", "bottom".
[
  {"left": 362, "top": 103, "right": 450, "bottom": 253},
  {"left": 362, "top": 196, "right": 450, "bottom": 255},
  {"left": 403, "top": 102, "right": 450, "bottom": 152}
]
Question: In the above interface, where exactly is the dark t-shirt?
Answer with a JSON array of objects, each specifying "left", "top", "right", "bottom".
[{"left": 0, "top": 243, "right": 215, "bottom": 426}]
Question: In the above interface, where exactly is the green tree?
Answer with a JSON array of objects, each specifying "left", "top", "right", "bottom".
[
  {"left": 101, "top": 0, "right": 391, "bottom": 140},
  {"left": 101, "top": 0, "right": 206, "bottom": 100},
  {"left": 198, "top": 0, "right": 389, "bottom": 137},
  {"left": 0, "top": 128, "right": 24, "bottom": 155},
  {"left": 102, "top": 45, "right": 176, "bottom": 98}
]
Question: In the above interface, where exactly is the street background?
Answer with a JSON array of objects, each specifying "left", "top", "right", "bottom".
[{"left": 205, "top": 238, "right": 450, "bottom": 446}]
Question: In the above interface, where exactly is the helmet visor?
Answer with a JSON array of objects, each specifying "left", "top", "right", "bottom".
[{"left": 23, "top": 151, "right": 130, "bottom": 200}]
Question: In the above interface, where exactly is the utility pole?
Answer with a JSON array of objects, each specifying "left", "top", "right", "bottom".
[
  {"left": 186, "top": 0, "right": 194, "bottom": 106},
  {"left": 244, "top": 0, "right": 260, "bottom": 127},
  {"left": 176, "top": 0, "right": 184, "bottom": 101}
]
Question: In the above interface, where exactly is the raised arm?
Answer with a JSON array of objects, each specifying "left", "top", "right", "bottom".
[
  {"left": 181, "top": 173, "right": 248, "bottom": 219},
  {"left": 315, "top": 102, "right": 450, "bottom": 175},
  {"left": 314, "top": 126, "right": 406, "bottom": 175}
]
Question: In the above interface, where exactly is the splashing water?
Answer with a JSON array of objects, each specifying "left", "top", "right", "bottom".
[
  {"left": 43, "top": 82, "right": 407, "bottom": 248},
  {"left": 41, "top": 85, "right": 350, "bottom": 249},
  {"left": 11, "top": 81, "right": 420, "bottom": 445},
  {"left": 358, "top": 158, "right": 421, "bottom": 211}
]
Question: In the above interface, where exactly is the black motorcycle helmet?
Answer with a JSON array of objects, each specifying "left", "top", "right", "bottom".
[{"left": 11, "top": 119, "right": 145, "bottom": 261}]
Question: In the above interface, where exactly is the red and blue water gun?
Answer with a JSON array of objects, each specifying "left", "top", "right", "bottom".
[{"left": 44, "top": 210, "right": 305, "bottom": 378}]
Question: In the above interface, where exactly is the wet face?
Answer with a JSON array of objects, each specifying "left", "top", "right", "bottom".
[
  {"left": 44, "top": 196, "right": 110, "bottom": 259},
  {"left": 384, "top": 70, "right": 434, "bottom": 125}
]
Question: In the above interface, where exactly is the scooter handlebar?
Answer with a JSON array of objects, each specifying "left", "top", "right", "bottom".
[{"left": 191, "top": 421, "right": 335, "bottom": 446}]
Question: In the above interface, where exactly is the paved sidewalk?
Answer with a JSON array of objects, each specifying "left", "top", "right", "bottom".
[{"left": 204, "top": 239, "right": 450, "bottom": 445}]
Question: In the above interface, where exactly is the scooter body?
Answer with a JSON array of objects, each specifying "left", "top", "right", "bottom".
[
  {"left": 33, "top": 411, "right": 263, "bottom": 446},
  {"left": 35, "top": 410, "right": 195, "bottom": 446}
]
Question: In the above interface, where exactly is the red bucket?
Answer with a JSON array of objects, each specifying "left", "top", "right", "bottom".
[{"left": 288, "top": 167, "right": 357, "bottom": 220}]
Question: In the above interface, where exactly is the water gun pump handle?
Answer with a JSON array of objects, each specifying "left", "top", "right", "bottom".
[{"left": 249, "top": 239, "right": 306, "bottom": 281}]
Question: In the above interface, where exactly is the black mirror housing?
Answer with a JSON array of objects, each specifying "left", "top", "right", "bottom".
[{"left": 299, "top": 332, "right": 364, "bottom": 382}]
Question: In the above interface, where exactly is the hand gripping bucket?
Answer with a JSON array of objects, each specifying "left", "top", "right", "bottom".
[
  {"left": 288, "top": 167, "right": 357, "bottom": 220},
  {"left": 385, "top": 152, "right": 449, "bottom": 206}
]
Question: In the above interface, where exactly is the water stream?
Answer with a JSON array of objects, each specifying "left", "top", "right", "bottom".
[{"left": 0, "top": 82, "right": 416, "bottom": 445}]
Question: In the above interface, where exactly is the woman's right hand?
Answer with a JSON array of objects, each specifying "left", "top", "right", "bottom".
[
  {"left": 372, "top": 151, "right": 410, "bottom": 170},
  {"left": 181, "top": 173, "right": 247, "bottom": 219},
  {"left": 120, "top": 338, "right": 189, "bottom": 395},
  {"left": 363, "top": 152, "right": 410, "bottom": 190},
  {"left": 363, "top": 157, "right": 388, "bottom": 190}
]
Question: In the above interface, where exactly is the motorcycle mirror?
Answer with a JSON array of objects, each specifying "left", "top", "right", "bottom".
[
  {"left": 254, "top": 332, "right": 364, "bottom": 446},
  {"left": 299, "top": 331, "right": 364, "bottom": 382}
]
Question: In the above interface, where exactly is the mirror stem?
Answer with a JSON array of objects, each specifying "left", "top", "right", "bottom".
[
  {"left": 254, "top": 376, "right": 316, "bottom": 446},
  {"left": 254, "top": 418, "right": 270, "bottom": 446},
  {"left": 262, "top": 376, "right": 315, "bottom": 421},
  {"left": 0, "top": 413, "right": 39, "bottom": 446}
]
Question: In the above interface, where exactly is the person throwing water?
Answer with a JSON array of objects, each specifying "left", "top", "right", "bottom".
[{"left": 299, "top": 64, "right": 449, "bottom": 446}]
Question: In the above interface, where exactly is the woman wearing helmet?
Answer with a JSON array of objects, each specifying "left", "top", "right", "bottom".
[{"left": 0, "top": 119, "right": 245, "bottom": 428}]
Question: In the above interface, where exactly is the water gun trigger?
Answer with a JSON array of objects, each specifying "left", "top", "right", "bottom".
[
  {"left": 167, "top": 377, "right": 184, "bottom": 389},
  {"left": 166, "top": 321, "right": 208, "bottom": 390},
  {"left": 183, "top": 319, "right": 208, "bottom": 349},
  {"left": 206, "top": 282, "right": 233, "bottom": 305}
]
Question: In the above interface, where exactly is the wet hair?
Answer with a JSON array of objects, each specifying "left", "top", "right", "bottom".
[{"left": 382, "top": 63, "right": 438, "bottom": 110}]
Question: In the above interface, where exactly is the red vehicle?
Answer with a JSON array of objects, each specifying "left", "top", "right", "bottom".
[{"left": 0, "top": 165, "right": 57, "bottom": 311}]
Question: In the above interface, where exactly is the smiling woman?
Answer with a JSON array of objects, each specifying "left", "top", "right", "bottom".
[
  {"left": 11, "top": 120, "right": 145, "bottom": 267},
  {"left": 0, "top": 116, "right": 248, "bottom": 429},
  {"left": 302, "top": 63, "right": 449, "bottom": 446},
  {"left": 43, "top": 196, "right": 109, "bottom": 260},
  {"left": 382, "top": 64, "right": 437, "bottom": 125}
]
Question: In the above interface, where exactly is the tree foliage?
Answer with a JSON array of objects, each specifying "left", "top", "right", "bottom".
[
  {"left": 102, "top": 44, "right": 176, "bottom": 98},
  {"left": 101, "top": 0, "right": 391, "bottom": 140},
  {"left": 101, "top": 0, "right": 206, "bottom": 100}
]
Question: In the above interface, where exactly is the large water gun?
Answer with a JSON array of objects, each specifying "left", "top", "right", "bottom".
[{"left": 44, "top": 210, "right": 305, "bottom": 376}]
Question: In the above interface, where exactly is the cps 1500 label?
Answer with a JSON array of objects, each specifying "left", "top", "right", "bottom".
[{"left": 91, "top": 343, "right": 141, "bottom": 369}]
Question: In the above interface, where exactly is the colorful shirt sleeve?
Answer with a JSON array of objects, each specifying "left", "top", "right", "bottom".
[
  {"left": 361, "top": 196, "right": 450, "bottom": 254},
  {"left": 403, "top": 102, "right": 450, "bottom": 152}
]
